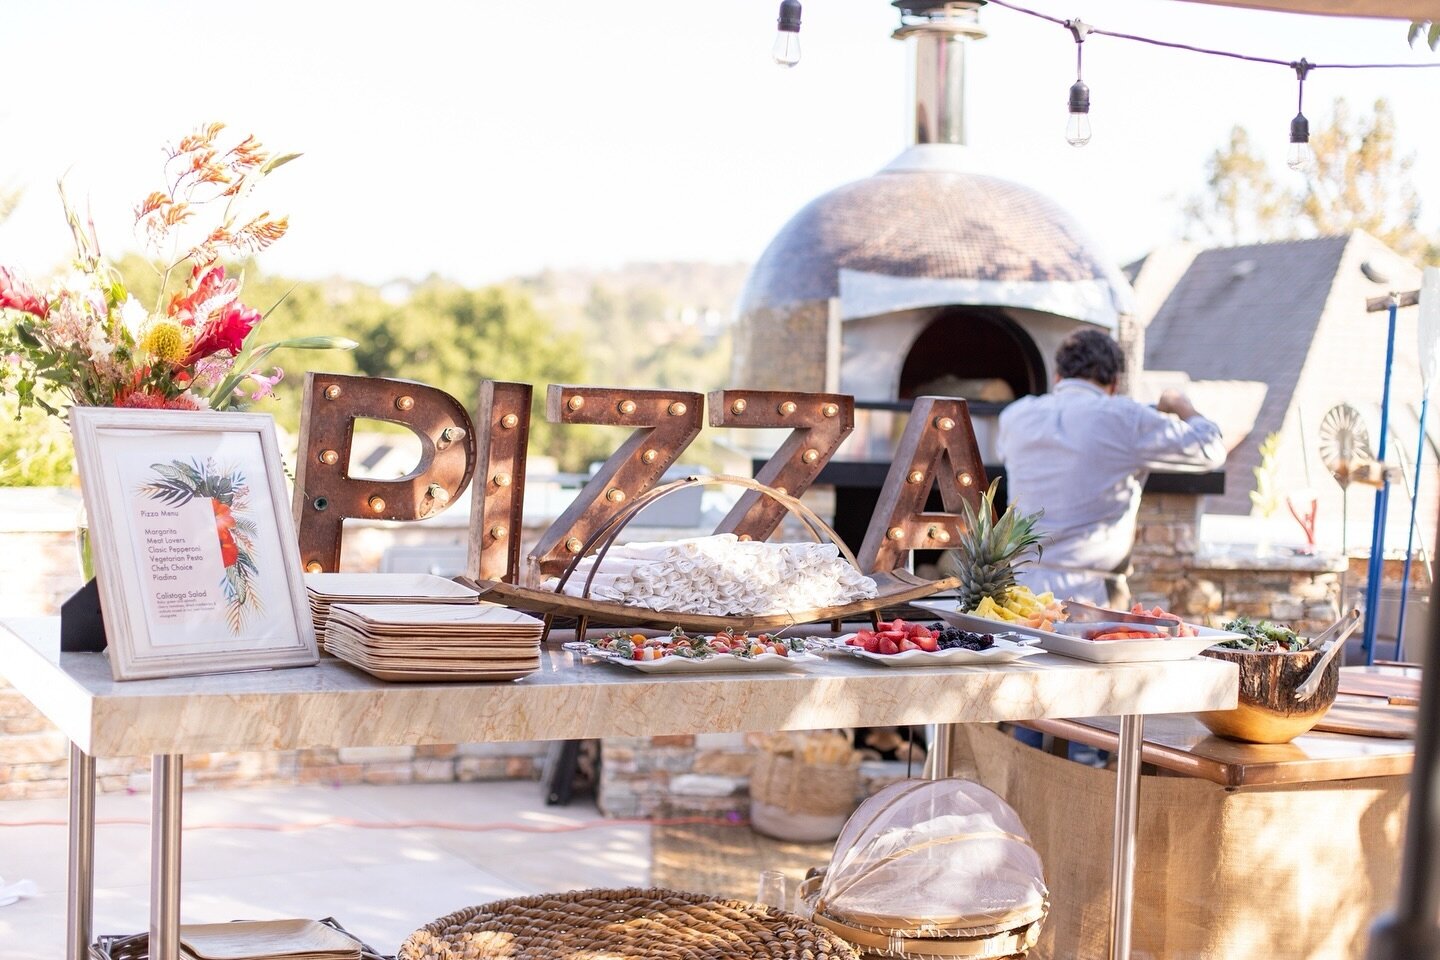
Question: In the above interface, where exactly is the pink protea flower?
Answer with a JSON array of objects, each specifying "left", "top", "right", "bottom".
[{"left": 0, "top": 267, "right": 49, "bottom": 318}]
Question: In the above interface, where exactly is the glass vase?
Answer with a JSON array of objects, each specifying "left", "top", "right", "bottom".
[{"left": 75, "top": 503, "right": 95, "bottom": 581}]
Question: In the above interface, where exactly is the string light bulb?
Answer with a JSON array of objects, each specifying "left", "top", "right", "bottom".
[
  {"left": 1287, "top": 59, "right": 1314, "bottom": 172},
  {"left": 773, "top": 0, "right": 802, "bottom": 67},
  {"left": 1065, "top": 19, "right": 1092, "bottom": 147}
]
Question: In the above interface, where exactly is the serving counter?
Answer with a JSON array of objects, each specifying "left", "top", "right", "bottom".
[
  {"left": 988, "top": 702, "right": 1415, "bottom": 957},
  {"left": 0, "top": 617, "right": 1239, "bottom": 960}
]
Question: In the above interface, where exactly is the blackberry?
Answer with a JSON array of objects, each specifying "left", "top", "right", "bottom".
[{"left": 936, "top": 626, "right": 995, "bottom": 651}]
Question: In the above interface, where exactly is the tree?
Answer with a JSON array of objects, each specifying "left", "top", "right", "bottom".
[
  {"left": 114, "top": 254, "right": 606, "bottom": 469},
  {"left": 1182, "top": 98, "right": 1438, "bottom": 264},
  {"left": 1182, "top": 126, "right": 1288, "bottom": 247}
]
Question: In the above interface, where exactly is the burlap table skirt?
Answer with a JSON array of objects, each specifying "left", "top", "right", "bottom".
[{"left": 957, "top": 724, "right": 1407, "bottom": 960}]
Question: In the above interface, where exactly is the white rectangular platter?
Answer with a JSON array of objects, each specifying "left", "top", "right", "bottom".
[
  {"left": 909, "top": 600, "right": 1238, "bottom": 664},
  {"left": 566, "top": 643, "right": 820, "bottom": 674},
  {"left": 824, "top": 634, "right": 1043, "bottom": 667}
]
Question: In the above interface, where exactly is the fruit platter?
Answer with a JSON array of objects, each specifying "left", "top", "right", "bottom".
[
  {"left": 566, "top": 627, "right": 821, "bottom": 674},
  {"left": 820, "top": 618, "right": 1043, "bottom": 667},
  {"left": 918, "top": 598, "right": 1240, "bottom": 664},
  {"left": 923, "top": 483, "right": 1238, "bottom": 662}
]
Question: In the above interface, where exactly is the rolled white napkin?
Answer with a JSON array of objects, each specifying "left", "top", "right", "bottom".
[{"left": 545, "top": 534, "right": 877, "bottom": 616}]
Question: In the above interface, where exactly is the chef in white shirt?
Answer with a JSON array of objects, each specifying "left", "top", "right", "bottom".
[{"left": 996, "top": 329, "right": 1226, "bottom": 607}]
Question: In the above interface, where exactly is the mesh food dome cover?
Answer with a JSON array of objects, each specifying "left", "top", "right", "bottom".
[{"left": 815, "top": 779, "right": 1048, "bottom": 938}]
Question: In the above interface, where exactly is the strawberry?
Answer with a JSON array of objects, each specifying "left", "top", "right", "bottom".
[
  {"left": 861, "top": 634, "right": 883, "bottom": 653},
  {"left": 877, "top": 637, "right": 900, "bottom": 655},
  {"left": 914, "top": 631, "right": 939, "bottom": 652},
  {"left": 897, "top": 637, "right": 919, "bottom": 653}
]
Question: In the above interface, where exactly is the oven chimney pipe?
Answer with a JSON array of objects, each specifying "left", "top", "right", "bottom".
[{"left": 893, "top": 1, "right": 987, "bottom": 146}]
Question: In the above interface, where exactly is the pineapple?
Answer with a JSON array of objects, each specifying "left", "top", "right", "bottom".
[{"left": 942, "top": 479, "right": 1045, "bottom": 612}]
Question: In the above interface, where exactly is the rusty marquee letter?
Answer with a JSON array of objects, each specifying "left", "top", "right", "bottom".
[
  {"left": 293, "top": 373, "right": 477, "bottom": 573},
  {"left": 527, "top": 385, "right": 703, "bottom": 578},
  {"left": 468, "top": 380, "right": 532, "bottom": 584},
  {"left": 707, "top": 389, "right": 854, "bottom": 542},
  {"left": 856, "top": 396, "right": 987, "bottom": 573}
]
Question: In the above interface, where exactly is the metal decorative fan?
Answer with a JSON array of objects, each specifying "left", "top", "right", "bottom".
[
  {"left": 1319, "top": 403, "right": 1374, "bottom": 489},
  {"left": 1319, "top": 402, "right": 1375, "bottom": 597}
]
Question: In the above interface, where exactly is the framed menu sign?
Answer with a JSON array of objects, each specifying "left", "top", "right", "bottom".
[{"left": 70, "top": 408, "right": 318, "bottom": 680}]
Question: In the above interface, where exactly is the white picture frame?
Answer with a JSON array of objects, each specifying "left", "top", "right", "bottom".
[{"left": 70, "top": 408, "right": 318, "bottom": 680}]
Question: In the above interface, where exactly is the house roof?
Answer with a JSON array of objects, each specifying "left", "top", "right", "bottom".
[
  {"left": 1143, "top": 235, "right": 1351, "bottom": 514},
  {"left": 1145, "top": 236, "right": 1350, "bottom": 377}
]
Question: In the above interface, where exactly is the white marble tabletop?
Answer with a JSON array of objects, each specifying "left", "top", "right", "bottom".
[{"left": 0, "top": 618, "right": 1238, "bottom": 758}]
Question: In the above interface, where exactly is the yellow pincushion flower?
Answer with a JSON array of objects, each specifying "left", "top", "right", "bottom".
[{"left": 139, "top": 318, "right": 190, "bottom": 363}]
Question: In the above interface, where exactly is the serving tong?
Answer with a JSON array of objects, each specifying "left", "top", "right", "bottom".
[
  {"left": 1061, "top": 600, "right": 1181, "bottom": 637},
  {"left": 1294, "top": 607, "right": 1362, "bottom": 701}
]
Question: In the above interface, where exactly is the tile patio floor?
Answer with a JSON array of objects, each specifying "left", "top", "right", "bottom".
[{"left": 0, "top": 780, "right": 653, "bottom": 959}]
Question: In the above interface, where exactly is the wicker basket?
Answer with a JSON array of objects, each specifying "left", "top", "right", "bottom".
[
  {"left": 89, "top": 917, "right": 390, "bottom": 960},
  {"left": 750, "top": 750, "right": 859, "bottom": 841},
  {"left": 399, "top": 887, "right": 861, "bottom": 960}
]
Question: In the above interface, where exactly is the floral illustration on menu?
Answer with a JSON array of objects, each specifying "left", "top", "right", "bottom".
[{"left": 139, "top": 458, "right": 260, "bottom": 633}]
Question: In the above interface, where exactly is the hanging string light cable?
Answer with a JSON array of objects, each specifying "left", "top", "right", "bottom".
[
  {"left": 983, "top": 0, "right": 1440, "bottom": 70},
  {"left": 1065, "top": 19, "right": 1092, "bottom": 146},
  {"left": 975, "top": 0, "right": 1440, "bottom": 151}
]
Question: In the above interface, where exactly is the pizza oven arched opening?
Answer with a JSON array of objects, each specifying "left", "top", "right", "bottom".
[{"left": 897, "top": 307, "right": 1048, "bottom": 403}]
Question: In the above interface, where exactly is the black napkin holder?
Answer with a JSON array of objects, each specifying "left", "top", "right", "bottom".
[{"left": 60, "top": 578, "right": 108, "bottom": 653}]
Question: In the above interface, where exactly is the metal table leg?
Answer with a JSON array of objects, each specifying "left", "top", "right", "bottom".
[
  {"left": 67, "top": 743, "right": 95, "bottom": 960},
  {"left": 924, "top": 723, "right": 956, "bottom": 780},
  {"left": 1109, "top": 715, "right": 1143, "bottom": 960},
  {"left": 150, "top": 755, "right": 184, "bottom": 960}
]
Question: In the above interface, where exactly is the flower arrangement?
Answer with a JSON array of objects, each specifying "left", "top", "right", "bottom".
[{"left": 0, "top": 122, "right": 352, "bottom": 417}]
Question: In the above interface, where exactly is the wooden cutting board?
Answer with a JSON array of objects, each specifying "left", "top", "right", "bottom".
[
  {"left": 1314, "top": 700, "right": 1417, "bottom": 739},
  {"left": 1338, "top": 672, "right": 1421, "bottom": 706}
]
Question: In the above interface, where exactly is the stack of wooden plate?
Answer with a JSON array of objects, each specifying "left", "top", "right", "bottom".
[
  {"left": 305, "top": 573, "right": 479, "bottom": 648},
  {"left": 324, "top": 602, "right": 545, "bottom": 682}
]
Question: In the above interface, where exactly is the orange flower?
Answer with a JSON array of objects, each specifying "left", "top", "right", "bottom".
[
  {"left": 233, "top": 213, "right": 289, "bottom": 253},
  {"left": 162, "top": 202, "right": 193, "bottom": 227},
  {"left": 134, "top": 191, "right": 168, "bottom": 221},
  {"left": 228, "top": 134, "right": 269, "bottom": 169},
  {"left": 212, "top": 500, "right": 240, "bottom": 567},
  {"left": 175, "top": 122, "right": 225, "bottom": 155}
]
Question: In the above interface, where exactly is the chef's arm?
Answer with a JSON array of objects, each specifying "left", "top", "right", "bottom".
[{"left": 1135, "top": 391, "right": 1227, "bottom": 472}]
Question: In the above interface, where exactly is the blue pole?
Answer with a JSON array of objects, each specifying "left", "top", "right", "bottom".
[
  {"left": 1395, "top": 393, "right": 1430, "bottom": 661},
  {"left": 1363, "top": 301, "right": 1400, "bottom": 664}
]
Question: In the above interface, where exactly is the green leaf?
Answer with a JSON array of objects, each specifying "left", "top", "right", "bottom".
[
  {"left": 1409, "top": 21, "right": 1424, "bottom": 45},
  {"left": 260, "top": 152, "right": 302, "bottom": 175},
  {"left": 261, "top": 335, "right": 359, "bottom": 351},
  {"left": 1430, "top": 21, "right": 1440, "bottom": 50}
]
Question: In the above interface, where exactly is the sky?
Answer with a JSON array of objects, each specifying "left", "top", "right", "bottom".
[{"left": 2, "top": 1, "right": 1437, "bottom": 289}]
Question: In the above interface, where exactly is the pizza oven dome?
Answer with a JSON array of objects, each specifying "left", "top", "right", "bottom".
[{"left": 738, "top": 156, "right": 1124, "bottom": 313}]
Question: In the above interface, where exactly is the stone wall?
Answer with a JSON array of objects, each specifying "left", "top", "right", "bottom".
[
  {"left": 597, "top": 731, "right": 912, "bottom": 821},
  {"left": 1127, "top": 492, "right": 1201, "bottom": 611},
  {"left": 1128, "top": 491, "right": 1343, "bottom": 637}
]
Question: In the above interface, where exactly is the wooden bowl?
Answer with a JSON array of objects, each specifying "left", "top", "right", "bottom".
[{"left": 1196, "top": 646, "right": 1340, "bottom": 744}]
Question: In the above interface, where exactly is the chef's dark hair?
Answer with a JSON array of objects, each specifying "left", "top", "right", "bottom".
[{"left": 1055, "top": 330, "right": 1124, "bottom": 387}]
